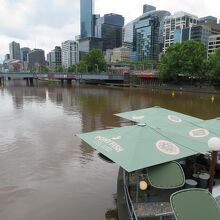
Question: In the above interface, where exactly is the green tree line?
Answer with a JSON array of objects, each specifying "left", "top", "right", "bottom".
[{"left": 159, "top": 40, "right": 220, "bottom": 83}]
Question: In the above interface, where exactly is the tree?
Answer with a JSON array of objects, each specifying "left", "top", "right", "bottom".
[
  {"left": 83, "top": 49, "right": 107, "bottom": 72},
  {"left": 40, "top": 66, "right": 49, "bottom": 73},
  {"left": 67, "top": 64, "right": 77, "bottom": 73},
  {"left": 208, "top": 48, "right": 220, "bottom": 81},
  {"left": 159, "top": 40, "right": 208, "bottom": 81},
  {"left": 55, "top": 66, "right": 66, "bottom": 72},
  {"left": 159, "top": 43, "right": 182, "bottom": 81}
]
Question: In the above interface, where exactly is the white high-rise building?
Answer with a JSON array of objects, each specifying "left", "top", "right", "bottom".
[
  {"left": 9, "top": 41, "right": 21, "bottom": 60},
  {"left": 208, "top": 34, "right": 220, "bottom": 55},
  {"left": 163, "top": 12, "right": 198, "bottom": 52},
  {"left": 61, "top": 40, "right": 78, "bottom": 68}
]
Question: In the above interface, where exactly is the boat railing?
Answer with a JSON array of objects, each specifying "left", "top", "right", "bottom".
[{"left": 123, "top": 169, "right": 138, "bottom": 220}]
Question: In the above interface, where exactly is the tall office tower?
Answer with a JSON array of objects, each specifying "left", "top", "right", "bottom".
[
  {"left": 28, "top": 49, "right": 46, "bottom": 69},
  {"left": 92, "top": 14, "right": 100, "bottom": 36},
  {"left": 61, "top": 40, "right": 78, "bottom": 68},
  {"left": 47, "top": 46, "right": 62, "bottom": 69},
  {"left": 134, "top": 10, "right": 170, "bottom": 61},
  {"left": 20, "top": 47, "right": 31, "bottom": 62},
  {"left": 95, "top": 13, "right": 124, "bottom": 51},
  {"left": 143, "top": 4, "right": 156, "bottom": 13},
  {"left": 80, "top": 0, "right": 94, "bottom": 38},
  {"left": 123, "top": 21, "right": 136, "bottom": 50},
  {"left": 163, "top": 12, "right": 198, "bottom": 52},
  {"left": 9, "top": 41, "right": 21, "bottom": 60}
]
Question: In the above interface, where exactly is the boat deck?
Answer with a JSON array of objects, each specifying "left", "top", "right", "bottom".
[
  {"left": 126, "top": 169, "right": 220, "bottom": 219},
  {"left": 133, "top": 202, "right": 173, "bottom": 218}
]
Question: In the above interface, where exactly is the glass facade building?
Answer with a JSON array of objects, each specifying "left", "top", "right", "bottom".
[
  {"left": 143, "top": 4, "right": 156, "bottom": 14},
  {"left": 133, "top": 10, "right": 170, "bottom": 61},
  {"left": 123, "top": 7, "right": 170, "bottom": 61},
  {"left": 123, "top": 21, "right": 135, "bottom": 50},
  {"left": 20, "top": 47, "right": 31, "bottom": 62},
  {"left": 163, "top": 12, "right": 198, "bottom": 51},
  {"left": 173, "top": 25, "right": 211, "bottom": 47},
  {"left": 80, "top": 0, "right": 94, "bottom": 38},
  {"left": 95, "top": 13, "right": 124, "bottom": 51},
  {"left": 190, "top": 25, "right": 211, "bottom": 46}
]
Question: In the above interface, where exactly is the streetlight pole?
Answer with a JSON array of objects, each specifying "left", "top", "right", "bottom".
[{"left": 208, "top": 137, "right": 220, "bottom": 193}]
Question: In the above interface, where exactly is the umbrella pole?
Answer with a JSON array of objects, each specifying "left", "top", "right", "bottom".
[{"left": 208, "top": 151, "right": 217, "bottom": 193}]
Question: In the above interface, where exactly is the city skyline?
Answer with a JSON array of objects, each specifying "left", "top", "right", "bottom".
[{"left": 0, "top": 0, "right": 220, "bottom": 62}]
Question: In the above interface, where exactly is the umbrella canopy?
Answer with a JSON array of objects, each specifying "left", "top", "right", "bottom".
[
  {"left": 116, "top": 107, "right": 219, "bottom": 154},
  {"left": 79, "top": 124, "right": 201, "bottom": 172},
  {"left": 197, "top": 118, "right": 220, "bottom": 136},
  {"left": 78, "top": 107, "right": 220, "bottom": 172},
  {"left": 115, "top": 106, "right": 203, "bottom": 126},
  {"left": 170, "top": 189, "right": 220, "bottom": 220}
]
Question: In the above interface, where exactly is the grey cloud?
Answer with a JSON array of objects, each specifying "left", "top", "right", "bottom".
[
  {"left": 25, "top": 0, "right": 79, "bottom": 28},
  {"left": 0, "top": 0, "right": 79, "bottom": 41},
  {"left": 0, "top": 27, "right": 30, "bottom": 40}
]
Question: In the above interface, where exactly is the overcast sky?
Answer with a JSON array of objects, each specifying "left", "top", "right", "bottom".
[{"left": 0, "top": 0, "right": 220, "bottom": 62}]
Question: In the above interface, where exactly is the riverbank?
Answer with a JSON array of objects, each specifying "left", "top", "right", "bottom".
[{"left": 83, "top": 82, "right": 220, "bottom": 94}]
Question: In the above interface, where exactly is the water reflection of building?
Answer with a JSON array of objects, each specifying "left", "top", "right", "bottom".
[{"left": 6, "top": 85, "right": 47, "bottom": 109}]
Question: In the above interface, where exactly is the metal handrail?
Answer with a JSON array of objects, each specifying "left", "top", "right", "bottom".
[{"left": 123, "top": 170, "right": 138, "bottom": 220}]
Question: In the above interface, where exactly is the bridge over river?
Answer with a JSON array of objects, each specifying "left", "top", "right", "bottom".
[{"left": 0, "top": 72, "right": 125, "bottom": 85}]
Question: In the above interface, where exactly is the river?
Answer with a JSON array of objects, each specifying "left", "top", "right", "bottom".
[{"left": 0, "top": 81, "right": 220, "bottom": 220}]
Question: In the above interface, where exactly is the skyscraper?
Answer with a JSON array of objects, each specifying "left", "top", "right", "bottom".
[
  {"left": 9, "top": 41, "right": 21, "bottom": 60},
  {"left": 20, "top": 47, "right": 31, "bottom": 62},
  {"left": 95, "top": 13, "right": 124, "bottom": 51},
  {"left": 28, "top": 49, "right": 46, "bottom": 69},
  {"left": 80, "top": 0, "right": 94, "bottom": 38},
  {"left": 163, "top": 12, "right": 198, "bottom": 52},
  {"left": 61, "top": 40, "right": 78, "bottom": 68},
  {"left": 134, "top": 10, "right": 170, "bottom": 61},
  {"left": 47, "top": 46, "right": 62, "bottom": 69}
]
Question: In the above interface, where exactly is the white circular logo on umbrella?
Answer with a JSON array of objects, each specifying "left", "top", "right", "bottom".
[
  {"left": 168, "top": 115, "right": 182, "bottom": 123},
  {"left": 156, "top": 140, "right": 180, "bottom": 155},
  {"left": 111, "top": 136, "right": 122, "bottom": 140},
  {"left": 132, "top": 115, "right": 145, "bottom": 120},
  {"left": 189, "top": 128, "right": 209, "bottom": 138}
]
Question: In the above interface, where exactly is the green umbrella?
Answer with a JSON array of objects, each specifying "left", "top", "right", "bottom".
[
  {"left": 116, "top": 106, "right": 219, "bottom": 154},
  {"left": 78, "top": 124, "right": 201, "bottom": 172},
  {"left": 78, "top": 107, "right": 220, "bottom": 172},
  {"left": 197, "top": 118, "right": 220, "bottom": 135},
  {"left": 115, "top": 106, "right": 203, "bottom": 127},
  {"left": 170, "top": 189, "right": 220, "bottom": 220}
]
